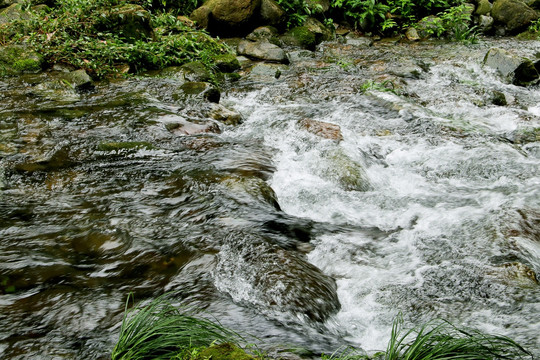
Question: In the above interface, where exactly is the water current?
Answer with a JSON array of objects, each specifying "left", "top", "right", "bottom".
[{"left": 0, "top": 37, "right": 539, "bottom": 359}]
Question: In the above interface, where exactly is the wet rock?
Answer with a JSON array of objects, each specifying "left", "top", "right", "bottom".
[
  {"left": 96, "top": 4, "right": 154, "bottom": 42},
  {"left": 191, "top": 0, "right": 262, "bottom": 37},
  {"left": 506, "top": 127, "right": 540, "bottom": 144},
  {"left": 246, "top": 25, "right": 279, "bottom": 42},
  {"left": 0, "top": 44, "right": 43, "bottom": 76},
  {"left": 248, "top": 62, "right": 287, "bottom": 79},
  {"left": 214, "top": 233, "right": 341, "bottom": 323},
  {"left": 166, "top": 119, "right": 221, "bottom": 135},
  {"left": 180, "top": 61, "right": 212, "bottom": 82},
  {"left": 320, "top": 148, "right": 371, "bottom": 192},
  {"left": 0, "top": 3, "right": 29, "bottom": 24},
  {"left": 214, "top": 53, "right": 241, "bottom": 73},
  {"left": 63, "top": 69, "right": 94, "bottom": 92},
  {"left": 483, "top": 48, "right": 539, "bottom": 86},
  {"left": 15, "top": 143, "right": 74, "bottom": 172},
  {"left": 221, "top": 175, "right": 281, "bottom": 210},
  {"left": 491, "top": 0, "right": 539, "bottom": 34},
  {"left": 299, "top": 118, "right": 343, "bottom": 141},
  {"left": 492, "top": 262, "right": 539, "bottom": 288},
  {"left": 281, "top": 26, "right": 318, "bottom": 50},
  {"left": 306, "top": 17, "right": 334, "bottom": 42},
  {"left": 237, "top": 40, "right": 289, "bottom": 63},
  {"left": 30, "top": 79, "right": 80, "bottom": 102},
  {"left": 491, "top": 90, "right": 509, "bottom": 106},
  {"left": 405, "top": 27, "right": 420, "bottom": 41},
  {"left": 475, "top": 0, "right": 493, "bottom": 15},
  {"left": 97, "top": 141, "right": 155, "bottom": 152},
  {"left": 260, "top": 0, "right": 285, "bottom": 29},
  {"left": 173, "top": 82, "right": 221, "bottom": 103},
  {"left": 204, "top": 103, "right": 243, "bottom": 125}
]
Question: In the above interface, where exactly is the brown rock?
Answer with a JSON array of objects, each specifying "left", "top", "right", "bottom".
[{"left": 299, "top": 118, "right": 343, "bottom": 141}]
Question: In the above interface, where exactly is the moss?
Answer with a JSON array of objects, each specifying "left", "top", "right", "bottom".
[
  {"left": 0, "top": 45, "right": 43, "bottom": 76},
  {"left": 286, "top": 26, "right": 317, "bottom": 50},
  {"left": 196, "top": 343, "right": 254, "bottom": 360},
  {"left": 97, "top": 141, "right": 155, "bottom": 152},
  {"left": 214, "top": 53, "right": 240, "bottom": 72}
]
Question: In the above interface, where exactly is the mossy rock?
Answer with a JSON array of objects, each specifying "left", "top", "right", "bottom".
[
  {"left": 180, "top": 61, "right": 212, "bottom": 82},
  {"left": 0, "top": 45, "right": 43, "bottom": 76},
  {"left": 197, "top": 343, "right": 254, "bottom": 360},
  {"left": 214, "top": 53, "right": 241, "bottom": 73},
  {"left": 0, "top": 3, "right": 30, "bottom": 25},
  {"left": 173, "top": 81, "right": 221, "bottom": 103},
  {"left": 281, "top": 26, "right": 317, "bottom": 50},
  {"left": 97, "top": 141, "right": 155, "bottom": 152}
]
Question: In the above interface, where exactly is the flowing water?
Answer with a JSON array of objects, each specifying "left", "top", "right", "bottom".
[{"left": 0, "top": 37, "right": 539, "bottom": 359}]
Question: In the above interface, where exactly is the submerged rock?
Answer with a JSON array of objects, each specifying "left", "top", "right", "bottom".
[
  {"left": 491, "top": 0, "right": 539, "bottom": 34},
  {"left": 204, "top": 103, "right": 243, "bottom": 125},
  {"left": 221, "top": 175, "right": 281, "bottom": 210},
  {"left": 173, "top": 82, "right": 221, "bottom": 103},
  {"left": 237, "top": 40, "right": 289, "bottom": 63},
  {"left": 320, "top": 148, "right": 372, "bottom": 192},
  {"left": 483, "top": 48, "right": 539, "bottom": 86},
  {"left": 166, "top": 119, "right": 221, "bottom": 135},
  {"left": 214, "top": 233, "right": 340, "bottom": 323}
]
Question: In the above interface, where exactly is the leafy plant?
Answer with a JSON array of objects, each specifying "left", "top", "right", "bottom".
[{"left": 111, "top": 293, "right": 242, "bottom": 360}]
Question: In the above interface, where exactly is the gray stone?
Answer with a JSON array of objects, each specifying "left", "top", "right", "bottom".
[
  {"left": 246, "top": 26, "right": 279, "bottom": 42},
  {"left": 173, "top": 82, "right": 221, "bottom": 103},
  {"left": 0, "top": 3, "right": 29, "bottom": 24},
  {"left": 304, "top": 17, "right": 333, "bottom": 42},
  {"left": 477, "top": 14, "right": 495, "bottom": 33},
  {"left": 483, "top": 47, "right": 539, "bottom": 86},
  {"left": 405, "top": 27, "right": 420, "bottom": 41},
  {"left": 237, "top": 40, "right": 289, "bottom": 63},
  {"left": 491, "top": 0, "right": 539, "bottom": 33},
  {"left": 63, "top": 69, "right": 94, "bottom": 92},
  {"left": 204, "top": 103, "right": 243, "bottom": 125}
]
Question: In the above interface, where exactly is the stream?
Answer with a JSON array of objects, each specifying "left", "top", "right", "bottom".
[{"left": 0, "top": 36, "right": 539, "bottom": 359}]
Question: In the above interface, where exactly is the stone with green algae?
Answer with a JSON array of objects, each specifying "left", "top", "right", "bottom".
[{"left": 197, "top": 343, "right": 254, "bottom": 360}]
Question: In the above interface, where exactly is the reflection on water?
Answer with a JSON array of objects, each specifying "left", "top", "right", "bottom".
[{"left": 1, "top": 37, "right": 540, "bottom": 358}]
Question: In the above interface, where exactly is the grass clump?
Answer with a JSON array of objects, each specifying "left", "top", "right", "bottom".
[
  {"left": 111, "top": 294, "right": 243, "bottom": 360},
  {"left": 384, "top": 314, "right": 533, "bottom": 360}
]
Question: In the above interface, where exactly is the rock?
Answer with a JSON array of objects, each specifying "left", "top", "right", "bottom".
[
  {"left": 205, "top": 103, "right": 243, "bottom": 125},
  {"left": 299, "top": 118, "right": 343, "bottom": 141},
  {"left": 165, "top": 119, "right": 221, "bottom": 135},
  {"left": 63, "top": 69, "right": 94, "bottom": 92},
  {"left": 405, "top": 27, "right": 420, "bottom": 41},
  {"left": 220, "top": 175, "right": 281, "bottom": 210},
  {"left": 97, "top": 141, "right": 155, "bottom": 152},
  {"left": 246, "top": 25, "right": 279, "bottom": 42},
  {"left": 0, "top": 3, "right": 29, "bottom": 24},
  {"left": 477, "top": 14, "right": 495, "bottom": 33},
  {"left": 214, "top": 53, "right": 241, "bottom": 73},
  {"left": 492, "top": 262, "right": 539, "bottom": 288},
  {"left": 176, "top": 15, "right": 195, "bottom": 28},
  {"left": 248, "top": 63, "right": 288, "bottom": 79},
  {"left": 491, "top": 0, "right": 539, "bottom": 34},
  {"left": 475, "top": 0, "right": 493, "bottom": 15},
  {"left": 491, "top": 90, "right": 508, "bottom": 105},
  {"left": 260, "top": 0, "right": 286, "bottom": 29},
  {"left": 15, "top": 143, "right": 74, "bottom": 172},
  {"left": 214, "top": 233, "right": 341, "bottom": 323},
  {"left": 30, "top": 78, "right": 80, "bottom": 102},
  {"left": 527, "top": 0, "right": 540, "bottom": 9},
  {"left": 304, "top": 17, "right": 333, "bottom": 43},
  {"left": 96, "top": 4, "right": 154, "bottom": 42},
  {"left": 0, "top": 0, "right": 17, "bottom": 8},
  {"left": 161, "top": 61, "right": 212, "bottom": 82},
  {"left": 173, "top": 82, "right": 221, "bottom": 103},
  {"left": 281, "top": 26, "right": 318, "bottom": 50},
  {"left": 305, "top": 0, "right": 330, "bottom": 14},
  {"left": 0, "top": 44, "right": 42, "bottom": 76},
  {"left": 483, "top": 48, "right": 539, "bottom": 86},
  {"left": 191, "top": 0, "right": 262, "bottom": 37},
  {"left": 237, "top": 40, "right": 289, "bottom": 63},
  {"left": 507, "top": 127, "right": 540, "bottom": 144},
  {"left": 320, "top": 148, "right": 371, "bottom": 191}
]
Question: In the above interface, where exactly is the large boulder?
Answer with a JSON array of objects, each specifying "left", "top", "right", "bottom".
[
  {"left": 237, "top": 40, "right": 289, "bottom": 63},
  {"left": 483, "top": 47, "right": 539, "bottom": 86},
  {"left": 491, "top": 0, "right": 539, "bottom": 34},
  {"left": 260, "top": 0, "right": 286, "bottom": 29},
  {"left": 191, "top": 0, "right": 262, "bottom": 37},
  {"left": 214, "top": 233, "right": 341, "bottom": 323}
]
